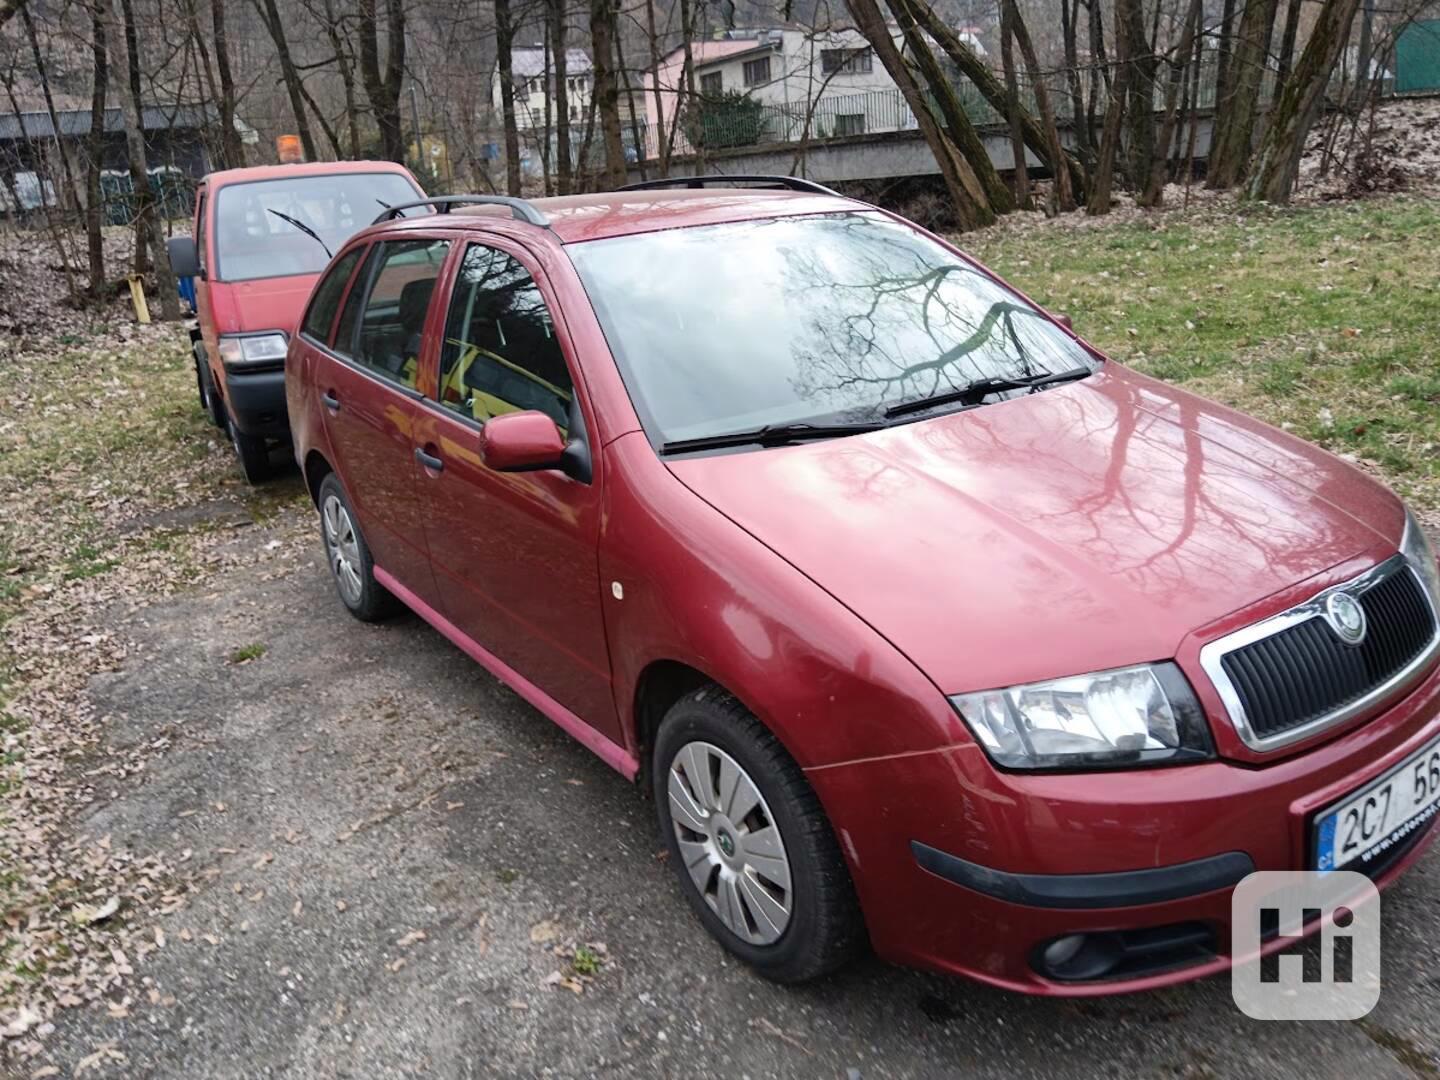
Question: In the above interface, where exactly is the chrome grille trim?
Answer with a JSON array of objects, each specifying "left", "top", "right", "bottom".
[{"left": 1199, "top": 555, "right": 1440, "bottom": 753}]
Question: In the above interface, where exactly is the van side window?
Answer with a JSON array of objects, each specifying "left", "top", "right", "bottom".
[
  {"left": 438, "top": 243, "right": 573, "bottom": 429},
  {"left": 301, "top": 248, "right": 363, "bottom": 345},
  {"left": 352, "top": 239, "right": 450, "bottom": 390},
  {"left": 195, "top": 193, "right": 208, "bottom": 275}
]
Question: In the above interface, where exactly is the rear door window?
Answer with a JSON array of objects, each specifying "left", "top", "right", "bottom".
[
  {"left": 437, "top": 243, "right": 573, "bottom": 428},
  {"left": 301, "top": 247, "right": 364, "bottom": 345},
  {"left": 351, "top": 239, "right": 450, "bottom": 390}
]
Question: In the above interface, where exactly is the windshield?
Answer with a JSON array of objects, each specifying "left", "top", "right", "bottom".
[
  {"left": 568, "top": 212, "right": 1097, "bottom": 444},
  {"left": 213, "top": 172, "right": 423, "bottom": 282}
]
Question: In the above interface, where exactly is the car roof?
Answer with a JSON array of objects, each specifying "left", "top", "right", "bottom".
[
  {"left": 373, "top": 188, "right": 869, "bottom": 245},
  {"left": 201, "top": 160, "right": 416, "bottom": 191}
]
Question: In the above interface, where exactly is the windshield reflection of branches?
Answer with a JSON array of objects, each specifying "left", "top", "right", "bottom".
[{"left": 784, "top": 218, "right": 1067, "bottom": 411}]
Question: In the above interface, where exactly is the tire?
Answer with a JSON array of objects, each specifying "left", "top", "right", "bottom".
[
  {"left": 228, "top": 415, "right": 272, "bottom": 484},
  {"left": 316, "top": 473, "right": 401, "bottom": 622},
  {"left": 195, "top": 346, "right": 226, "bottom": 429},
  {"left": 653, "top": 686, "right": 865, "bottom": 983}
]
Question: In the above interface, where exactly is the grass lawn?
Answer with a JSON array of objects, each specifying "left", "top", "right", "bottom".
[{"left": 961, "top": 195, "right": 1440, "bottom": 517}]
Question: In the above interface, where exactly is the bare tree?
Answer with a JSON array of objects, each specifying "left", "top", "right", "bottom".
[
  {"left": 1208, "top": 0, "right": 1280, "bottom": 187},
  {"left": 104, "top": 0, "right": 181, "bottom": 318},
  {"left": 1274, "top": 0, "right": 1303, "bottom": 93},
  {"left": 1140, "top": 0, "right": 1204, "bottom": 206},
  {"left": 998, "top": 0, "right": 1031, "bottom": 208},
  {"left": 358, "top": 0, "right": 406, "bottom": 162},
  {"left": 212, "top": 0, "right": 245, "bottom": 166},
  {"left": 550, "top": 0, "right": 573, "bottom": 193},
  {"left": 255, "top": 0, "right": 320, "bottom": 160},
  {"left": 589, "top": 0, "right": 627, "bottom": 188},
  {"left": 86, "top": 0, "right": 108, "bottom": 297},
  {"left": 495, "top": 0, "right": 522, "bottom": 193},
  {"left": 1002, "top": 0, "right": 1076, "bottom": 210},
  {"left": 1246, "top": 0, "right": 1365, "bottom": 202}
]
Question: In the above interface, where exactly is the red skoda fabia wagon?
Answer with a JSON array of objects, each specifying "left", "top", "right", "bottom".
[{"left": 286, "top": 178, "right": 1440, "bottom": 994}]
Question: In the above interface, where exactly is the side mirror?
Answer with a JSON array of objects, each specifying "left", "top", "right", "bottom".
[
  {"left": 479, "top": 411, "right": 567, "bottom": 473},
  {"left": 1054, "top": 312, "right": 1073, "bottom": 331},
  {"left": 168, "top": 236, "right": 200, "bottom": 278}
]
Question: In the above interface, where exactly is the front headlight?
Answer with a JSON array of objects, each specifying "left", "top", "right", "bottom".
[
  {"left": 950, "top": 662, "right": 1213, "bottom": 771},
  {"left": 217, "top": 332, "right": 288, "bottom": 368},
  {"left": 1401, "top": 506, "right": 1440, "bottom": 612}
]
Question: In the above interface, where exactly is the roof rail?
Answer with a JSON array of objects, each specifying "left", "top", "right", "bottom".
[
  {"left": 371, "top": 195, "right": 550, "bottom": 228},
  {"left": 618, "top": 175, "right": 844, "bottom": 197}
]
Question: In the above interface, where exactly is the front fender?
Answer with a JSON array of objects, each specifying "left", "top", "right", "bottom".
[{"left": 599, "top": 432, "right": 966, "bottom": 770}]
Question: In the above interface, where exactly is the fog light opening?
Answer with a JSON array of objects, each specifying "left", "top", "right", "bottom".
[{"left": 1042, "top": 933, "right": 1087, "bottom": 969}]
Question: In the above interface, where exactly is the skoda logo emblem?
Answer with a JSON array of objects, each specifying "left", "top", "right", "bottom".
[
  {"left": 717, "top": 831, "right": 735, "bottom": 857},
  {"left": 1324, "top": 591, "right": 1367, "bottom": 645}
]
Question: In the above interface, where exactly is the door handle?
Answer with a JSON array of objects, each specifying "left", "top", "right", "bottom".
[
  {"left": 415, "top": 446, "right": 444, "bottom": 472},
  {"left": 321, "top": 391, "right": 341, "bottom": 412}
]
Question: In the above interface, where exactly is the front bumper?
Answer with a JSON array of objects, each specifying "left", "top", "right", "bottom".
[
  {"left": 223, "top": 366, "right": 290, "bottom": 439},
  {"left": 807, "top": 654, "right": 1440, "bottom": 995}
]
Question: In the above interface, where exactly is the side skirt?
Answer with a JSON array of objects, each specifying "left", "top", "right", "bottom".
[{"left": 374, "top": 565, "right": 640, "bottom": 781}]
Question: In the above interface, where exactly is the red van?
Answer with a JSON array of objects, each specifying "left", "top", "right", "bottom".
[{"left": 168, "top": 162, "right": 423, "bottom": 482}]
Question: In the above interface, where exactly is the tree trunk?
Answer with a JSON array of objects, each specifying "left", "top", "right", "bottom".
[
  {"left": 644, "top": 0, "right": 668, "bottom": 175},
  {"left": 117, "top": 0, "right": 150, "bottom": 274},
  {"left": 903, "top": 0, "right": 1088, "bottom": 200},
  {"left": 889, "top": 0, "right": 1011, "bottom": 212},
  {"left": 1087, "top": 16, "right": 1131, "bottom": 215},
  {"left": 1350, "top": 0, "right": 1375, "bottom": 107},
  {"left": 211, "top": 0, "right": 245, "bottom": 166},
  {"left": 1139, "top": 0, "right": 1203, "bottom": 206},
  {"left": 1116, "top": 0, "right": 1155, "bottom": 186},
  {"left": 550, "top": 0, "right": 573, "bottom": 193},
  {"left": 1061, "top": 0, "right": 1090, "bottom": 157},
  {"left": 358, "top": 0, "right": 406, "bottom": 162},
  {"left": 677, "top": 0, "right": 703, "bottom": 174},
  {"left": 999, "top": 0, "right": 1031, "bottom": 208},
  {"left": 258, "top": 0, "right": 318, "bottom": 161},
  {"left": 1246, "top": 0, "right": 1363, "bottom": 202},
  {"left": 588, "top": 0, "right": 627, "bottom": 189},
  {"left": 21, "top": 3, "right": 83, "bottom": 211},
  {"left": 86, "top": 0, "right": 107, "bottom": 297},
  {"left": 1085, "top": 0, "right": 1110, "bottom": 151},
  {"left": 615, "top": 12, "right": 646, "bottom": 181},
  {"left": 105, "top": 0, "right": 180, "bottom": 318},
  {"left": 846, "top": 0, "right": 993, "bottom": 229},
  {"left": 1275, "top": 0, "right": 1303, "bottom": 94},
  {"left": 1216, "top": 0, "right": 1237, "bottom": 104},
  {"left": 1207, "top": 0, "right": 1280, "bottom": 187},
  {"left": 1005, "top": 0, "right": 1075, "bottom": 210},
  {"left": 494, "top": 0, "right": 522, "bottom": 194},
  {"left": 322, "top": 0, "right": 361, "bottom": 156}
]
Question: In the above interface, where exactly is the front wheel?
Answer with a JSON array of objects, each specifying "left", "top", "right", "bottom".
[
  {"left": 195, "top": 347, "right": 226, "bottom": 429},
  {"left": 653, "top": 687, "right": 865, "bottom": 982},
  {"left": 228, "top": 417, "right": 272, "bottom": 484}
]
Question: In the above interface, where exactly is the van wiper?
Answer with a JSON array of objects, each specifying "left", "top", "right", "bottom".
[
  {"left": 883, "top": 366, "right": 1092, "bottom": 419},
  {"left": 660, "top": 420, "right": 886, "bottom": 455},
  {"left": 266, "top": 209, "right": 333, "bottom": 258}
]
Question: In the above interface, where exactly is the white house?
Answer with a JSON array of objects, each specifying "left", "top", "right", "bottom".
[
  {"left": 645, "top": 24, "right": 988, "bottom": 153},
  {"left": 492, "top": 46, "right": 594, "bottom": 131}
]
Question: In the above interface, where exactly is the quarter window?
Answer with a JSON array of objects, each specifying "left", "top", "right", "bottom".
[
  {"left": 301, "top": 247, "right": 364, "bottom": 344},
  {"left": 438, "top": 243, "right": 573, "bottom": 429},
  {"left": 700, "top": 71, "right": 723, "bottom": 97},
  {"left": 352, "top": 239, "right": 451, "bottom": 389}
]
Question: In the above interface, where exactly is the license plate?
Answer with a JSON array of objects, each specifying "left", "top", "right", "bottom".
[{"left": 1315, "top": 736, "right": 1440, "bottom": 873}]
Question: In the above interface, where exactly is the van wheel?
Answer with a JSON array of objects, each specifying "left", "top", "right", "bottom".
[
  {"left": 316, "top": 473, "right": 400, "bottom": 622},
  {"left": 195, "top": 348, "right": 226, "bottom": 429},
  {"left": 229, "top": 417, "right": 272, "bottom": 484},
  {"left": 653, "top": 688, "right": 865, "bottom": 983}
]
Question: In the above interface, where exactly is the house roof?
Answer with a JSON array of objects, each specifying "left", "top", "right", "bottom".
[
  {"left": 0, "top": 103, "right": 219, "bottom": 141},
  {"left": 509, "top": 47, "right": 594, "bottom": 79}
]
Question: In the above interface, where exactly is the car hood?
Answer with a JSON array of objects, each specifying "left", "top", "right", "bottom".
[
  {"left": 665, "top": 366, "right": 1403, "bottom": 694},
  {"left": 214, "top": 273, "right": 319, "bottom": 336}
]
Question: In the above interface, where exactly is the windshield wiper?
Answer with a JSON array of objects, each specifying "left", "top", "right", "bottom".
[
  {"left": 883, "top": 366, "right": 1093, "bottom": 419},
  {"left": 266, "top": 208, "right": 333, "bottom": 258},
  {"left": 660, "top": 420, "right": 886, "bottom": 455}
]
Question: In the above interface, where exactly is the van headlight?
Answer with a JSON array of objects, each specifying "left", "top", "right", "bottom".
[
  {"left": 1401, "top": 506, "right": 1440, "bottom": 611},
  {"left": 950, "top": 662, "right": 1214, "bottom": 771},
  {"left": 217, "top": 332, "right": 288, "bottom": 368}
]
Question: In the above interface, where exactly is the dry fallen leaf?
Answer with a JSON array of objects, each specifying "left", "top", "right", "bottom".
[
  {"left": 529, "top": 920, "right": 559, "bottom": 944},
  {"left": 396, "top": 929, "right": 427, "bottom": 947}
]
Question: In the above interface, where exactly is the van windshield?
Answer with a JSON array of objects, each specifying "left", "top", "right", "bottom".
[{"left": 213, "top": 172, "right": 423, "bottom": 282}]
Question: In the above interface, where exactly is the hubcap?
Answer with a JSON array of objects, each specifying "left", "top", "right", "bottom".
[
  {"left": 321, "top": 494, "right": 363, "bottom": 606},
  {"left": 667, "top": 741, "right": 793, "bottom": 945}
]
